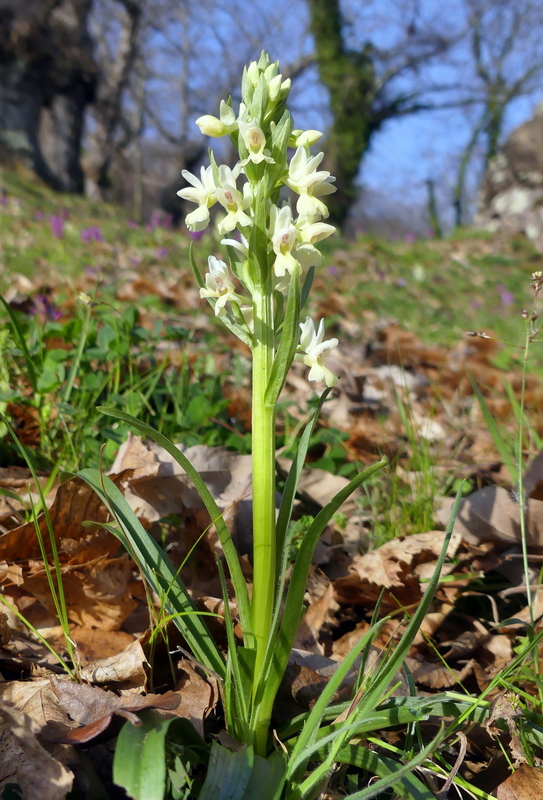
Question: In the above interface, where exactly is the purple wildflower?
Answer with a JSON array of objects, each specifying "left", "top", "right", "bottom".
[
  {"left": 80, "top": 225, "right": 104, "bottom": 243},
  {"left": 35, "top": 294, "right": 61, "bottom": 320},
  {"left": 0, "top": 194, "right": 8, "bottom": 207},
  {"left": 404, "top": 232, "right": 415, "bottom": 244},
  {"left": 188, "top": 229, "right": 205, "bottom": 242},
  {"left": 147, "top": 210, "right": 174, "bottom": 232},
  {"left": 156, "top": 246, "right": 169, "bottom": 259},
  {"left": 50, "top": 215, "right": 65, "bottom": 238},
  {"left": 497, "top": 283, "right": 514, "bottom": 306},
  {"left": 327, "top": 266, "right": 339, "bottom": 276},
  {"left": 34, "top": 210, "right": 44, "bottom": 222},
  {"left": 127, "top": 218, "right": 139, "bottom": 228}
]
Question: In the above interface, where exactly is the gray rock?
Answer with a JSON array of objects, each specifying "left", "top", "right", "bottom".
[{"left": 476, "top": 108, "right": 543, "bottom": 251}]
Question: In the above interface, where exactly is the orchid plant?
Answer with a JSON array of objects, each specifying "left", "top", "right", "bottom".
[
  {"left": 178, "top": 54, "right": 339, "bottom": 679},
  {"left": 85, "top": 54, "right": 462, "bottom": 798},
  {"left": 177, "top": 53, "right": 359, "bottom": 747}
]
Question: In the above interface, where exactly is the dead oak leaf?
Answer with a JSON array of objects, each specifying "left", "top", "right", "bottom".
[
  {"left": 334, "top": 531, "right": 461, "bottom": 609},
  {"left": 171, "top": 658, "right": 218, "bottom": 737},
  {"left": 0, "top": 702, "right": 73, "bottom": 799},
  {"left": 495, "top": 763, "right": 543, "bottom": 799},
  {"left": 21, "top": 554, "right": 137, "bottom": 631},
  {"left": 437, "top": 486, "right": 543, "bottom": 547},
  {"left": 0, "top": 476, "right": 113, "bottom": 562},
  {"left": 44, "top": 676, "right": 180, "bottom": 744},
  {"left": 79, "top": 637, "right": 148, "bottom": 688}
]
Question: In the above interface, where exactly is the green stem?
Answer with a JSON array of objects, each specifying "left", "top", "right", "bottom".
[{"left": 251, "top": 283, "right": 276, "bottom": 750}]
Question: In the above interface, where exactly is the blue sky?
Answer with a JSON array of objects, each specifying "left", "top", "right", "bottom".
[{"left": 144, "top": 0, "right": 543, "bottom": 229}]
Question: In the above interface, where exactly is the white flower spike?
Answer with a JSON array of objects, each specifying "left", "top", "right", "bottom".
[{"left": 295, "top": 317, "right": 339, "bottom": 387}]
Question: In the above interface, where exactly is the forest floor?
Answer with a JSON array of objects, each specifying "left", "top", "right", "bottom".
[{"left": 2, "top": 164, "right": 543, "bottom": 798}]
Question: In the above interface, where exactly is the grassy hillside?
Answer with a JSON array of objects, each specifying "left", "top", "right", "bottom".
[{"left": 2, "top": 164, "right": 543, "bottom": 526}]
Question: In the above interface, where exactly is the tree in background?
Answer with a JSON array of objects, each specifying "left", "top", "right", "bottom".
[
  {"left": 82, "top": 0, "right": 142, "bottom": 201},
  {"left": 453, "top": 0, "right": 543, "bottom": 226},
  {"left": 307, "top": 0, "right": 457, "bottom": 227},
  {"left": 0, "top": 0, "right": 97, "bottom": 192}
]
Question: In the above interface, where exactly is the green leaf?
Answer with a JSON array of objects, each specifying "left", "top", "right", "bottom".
[
  {"left": 113, "top": 710, "right": 172, "bottom": 800},
  {"left": 275, "top": 388, "right": 331, "bottom": 567},
  {"left": 251, "top": 74, "right": 268, "bottom": 124},
  {"left": 189, "top": 243, "right": 205, "bottom": 289},
  {"left": 300, "top": 266, "right": 315, "bottom": 311},
  {"left": 273, "top": 458, "right": 387, "bottom": 694},
  {"left": 0, "top": 296, "right": 40, "bottom": 392},
  {"left": 267, "top": 109, "right": 293, "bottom": 191},
  {"left": 95, "top": 408, "right": 254, "bottom": 649},
  {"left": 469, "top": 372, "right": 518, "bottom": 484},
  {"left": 336, "top": 744, "right": 437, "bottom": 800},
  {"left": 198, "top": 742, "right": 253, "bottom": 800},
  {"left": 77, "top": 468, "right": 226, "bottom": 678},
  {"left": 241, "top": 751, "right": 287, "bottom": 800},
  {"left": 286, "top": 620, "right": 388, "bottom": 780},
  {"left": 265, "top": 263, "right": 300, "bottom": 406}
]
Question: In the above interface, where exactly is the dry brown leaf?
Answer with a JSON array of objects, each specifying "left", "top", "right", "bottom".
[
  {"left": 293, "top": 572, "right": 338, "bottom": 655},
  {"left": 45, "top": 676, "right": 180, "bottom": 744},
  {"left": 334, "top": 530, "right": 461, "bottom": 610},
  {"left": 80, "top": 637, "right": 148, "bottom": 687},
  {"left": 0, "top": 680, "right": 67, "bottom": 729},
  {"left": 523, "top": 447, "right": 543, "bottom": 501},
  {"left": 495, "top": 764, "right": 543, "bottom": 799},
  {"left": 0, "top": 702, "right": 73, "bottom": 799},
  {"left": 486, "top": 692, "right": 527, "bottom": 765},
  {"left": 437, "top": 487, "right": 543, "bottom": 547},
  {"left": 405, "top": 656, "right": 474, "bottom": 688},
  {"left": 171, "top": 659, "right": 218, "bottom": 736},
  {"left": 0, "top": 477, "right": 113, "bottom": 562},
  {"left": 68, "top": 626, "right": 135, "bottom": 663},
  {"left": 21, "top": 555, "right": 137, "bottom": 631}
]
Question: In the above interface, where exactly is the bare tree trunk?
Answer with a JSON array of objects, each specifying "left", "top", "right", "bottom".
[
  {"left": 83, "top": 0, "right": 141, "bottom": 200},
  {"left": 307, "top": 0, "right": 378, "bottom": 228},
  {"left": 0, "top": 0, "right": 96, "bottom": 192}
]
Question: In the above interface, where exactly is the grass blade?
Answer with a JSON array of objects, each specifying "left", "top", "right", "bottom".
[
  {"left": 275, "top": 388, "right": 331, "bottom": 568},
  {"left": 96, "top": 407, "right": 254, "bottom": 649},
  {"left": 77, "top": 468, "right": 226, "bottom": 678}
]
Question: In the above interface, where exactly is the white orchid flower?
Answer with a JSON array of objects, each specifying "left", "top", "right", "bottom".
[
  {"left": 294, "top": 218, "right": 336, "bottom": 268},
  {"left": 216, "top": 179, "right": 253, "bottom": 235},
  {"left": 196, "top": 100, "right": 238, "bottom": 138},
  {"left": 239, "top": 119, "right": 275, "bottom": 166},
  {"left": 199, "top": 256, "right": 240, "bottom": 316},
  {"left": 286, "top": 148, "right": 336, "bottom": 220},
  {"left": 177, "top": 165, "right": 217, "bottom": 232},
  {"left": 269, "top": 204, "right": 299, "bottom": 278},
  {"left": 221, "top": 232, "right": 249, "bottom": 257},
  {"left": 295, "top": 317, "right": 339, "bottom": 387}
]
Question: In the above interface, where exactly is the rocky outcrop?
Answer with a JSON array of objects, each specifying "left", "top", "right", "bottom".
[{"left": 476, "top": 105, "right": 543, "bottom": 251}]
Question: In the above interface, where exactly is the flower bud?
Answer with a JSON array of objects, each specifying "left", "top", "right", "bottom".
[
  {"left": 289, "top": 129, "right": 323, "bottom": 148},
  {"left": 279, "top": 78, "right": 291, "bottom": 101},
  {"left": 264, "top": 62, "right": 279, "bottom": 82},
  {"left": 196, "top": 101, "right": 238, "bottom": 138},
  {"left": 268, "top": 74, "right": 283, "bottom": 103},
  {"left": 247, "top": 61, "right": 260, "bottom": 87},
  {"left": 196, "top": 115, "right": 227, "bottom": 137}
]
